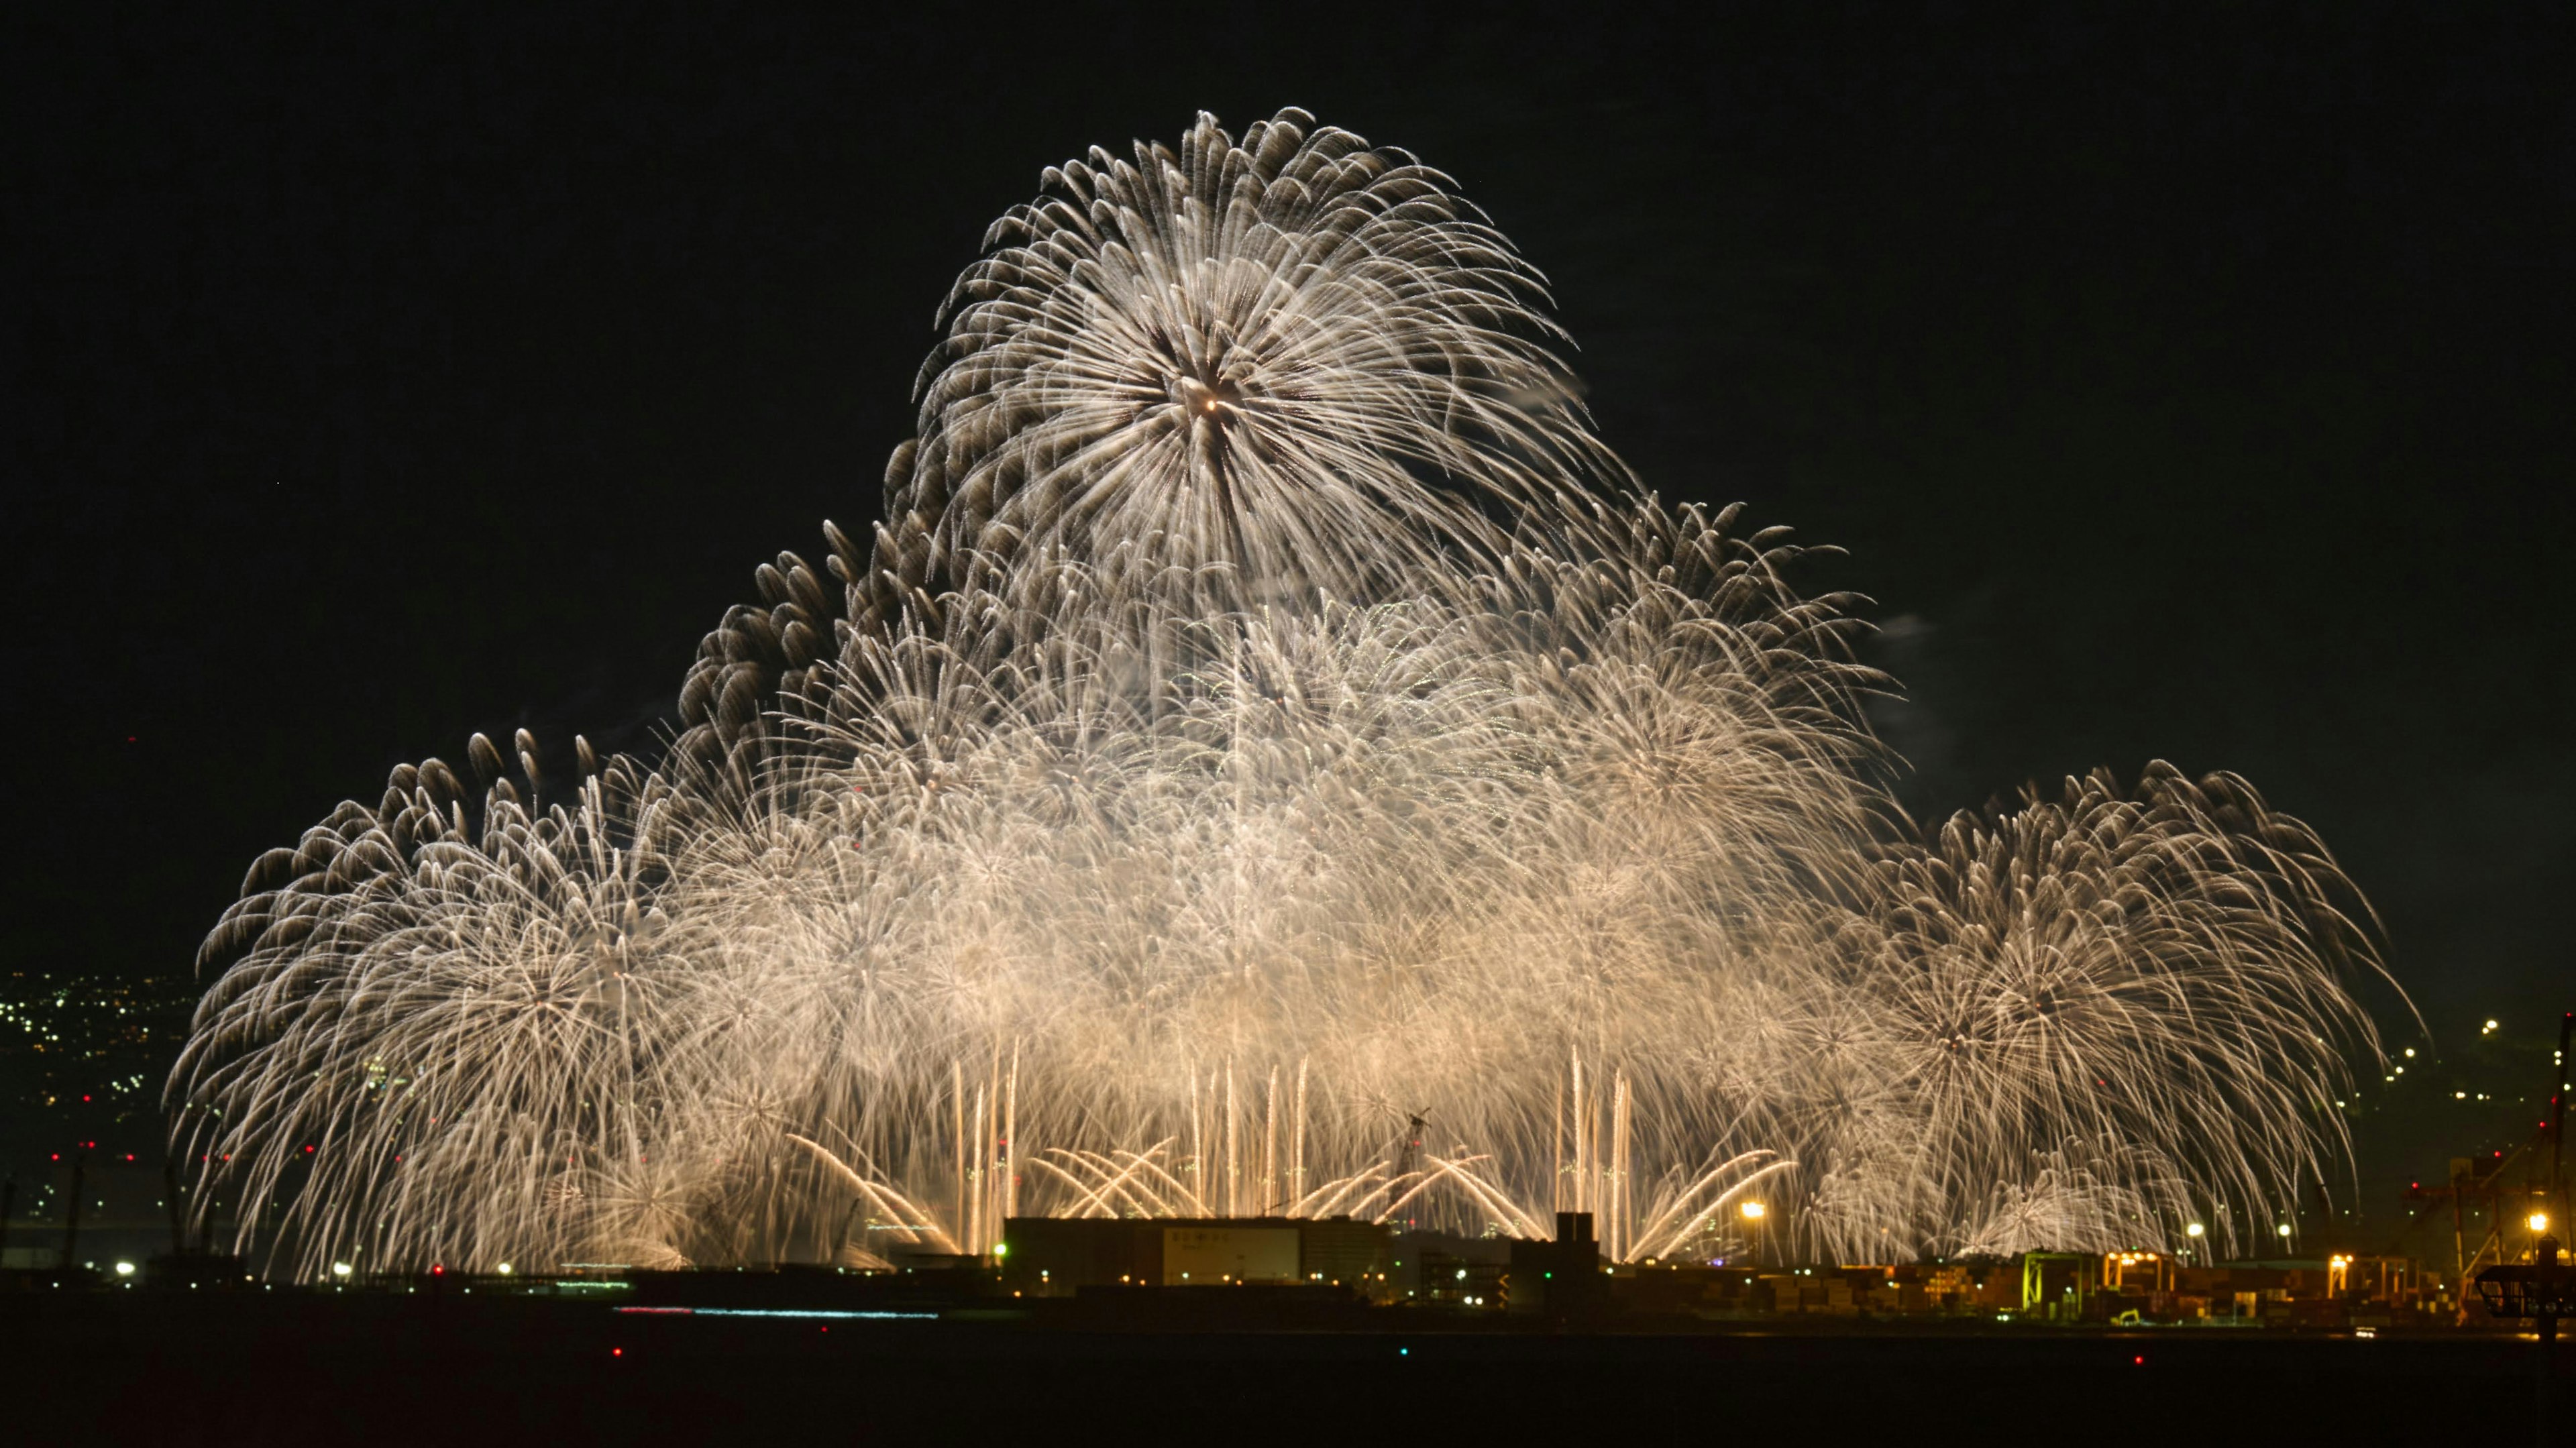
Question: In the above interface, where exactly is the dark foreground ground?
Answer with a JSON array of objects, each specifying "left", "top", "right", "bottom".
[{"left": 6, "top": 1290, "right": 2569, "bottom": 1445}]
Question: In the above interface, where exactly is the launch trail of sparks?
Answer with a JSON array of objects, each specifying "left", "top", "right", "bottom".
[{"left": 173, "top": 110, "right": 2402, "bottom": 1279}]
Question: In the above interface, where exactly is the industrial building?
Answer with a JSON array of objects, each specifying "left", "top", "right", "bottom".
[{"left": 998, "top": 1215, "right": 1391, "bottom": 1296}]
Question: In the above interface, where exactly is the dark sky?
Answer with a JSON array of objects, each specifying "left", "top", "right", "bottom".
[{"left": 5, "top": 5, "right": 2569, "bottom": 1221}]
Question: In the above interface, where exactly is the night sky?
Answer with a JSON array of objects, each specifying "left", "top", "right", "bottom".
[{"left": 5, "top": 5, "right": 2569, "bottom": 1236}]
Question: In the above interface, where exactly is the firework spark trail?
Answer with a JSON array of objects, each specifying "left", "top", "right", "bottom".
[{"left": 172, "top": 111, "right": 2402, "bottom": 1279}]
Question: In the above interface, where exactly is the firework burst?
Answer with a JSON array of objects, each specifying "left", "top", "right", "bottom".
[{"left": 173, "top": 111, "right": 2401, "bottom": 1278}]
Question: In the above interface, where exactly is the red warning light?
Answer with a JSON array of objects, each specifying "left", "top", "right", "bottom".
[
  {"left": 612, "top": 1348, "right": 623, "bottom": 1358},
  {"left": 431, "top": 1264, "right": 445, "bottom": 1276},
  {"left": 2133, "top": 1355, "right": 2145, "bottom": 1366}
]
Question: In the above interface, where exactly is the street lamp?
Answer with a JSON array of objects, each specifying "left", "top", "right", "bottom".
[{"left": 2534, "top": 1213, "right": 2553, "bottom": 1235}]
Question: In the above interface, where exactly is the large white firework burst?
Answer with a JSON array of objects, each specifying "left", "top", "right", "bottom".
[
  {"left": 864, "top": 107, "right": 1627, "bottom": 622},
  {"left": 173, "top": 111, "right": 2402, "bottom": 1280}
]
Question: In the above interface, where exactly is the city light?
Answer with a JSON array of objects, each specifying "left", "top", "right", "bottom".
[
  {"left": 1739, "top": 1201, "right": 1766, "bottom": 1221},
  {"left": 2276, "top": 1224, "right": 2293, "bottom": 1239},
  {"left": 113, "top": 1261, "right": 135, "bottom": 1277},
  {"left": 2532, "top": 1213, "right": 2551, "bottom": 1234},
  {"left": 2185, "top": 1223, "right": 2204, "bottom": 1237},
  {"left": 331, "top": 1262, "right": 352, "bottom": 1278}
]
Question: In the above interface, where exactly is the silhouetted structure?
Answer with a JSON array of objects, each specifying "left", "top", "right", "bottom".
[
  {"left": 1507, "top": 1212, "right": 1605, "bottom": 1319},
  {"left": 1000, "top": 1216, "right": 1391, "bottom": 1296}
]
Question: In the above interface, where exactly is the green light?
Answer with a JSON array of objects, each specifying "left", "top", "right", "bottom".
[{"left": 993, "top": 1243, "right": 1009, "bottom": 1258}]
